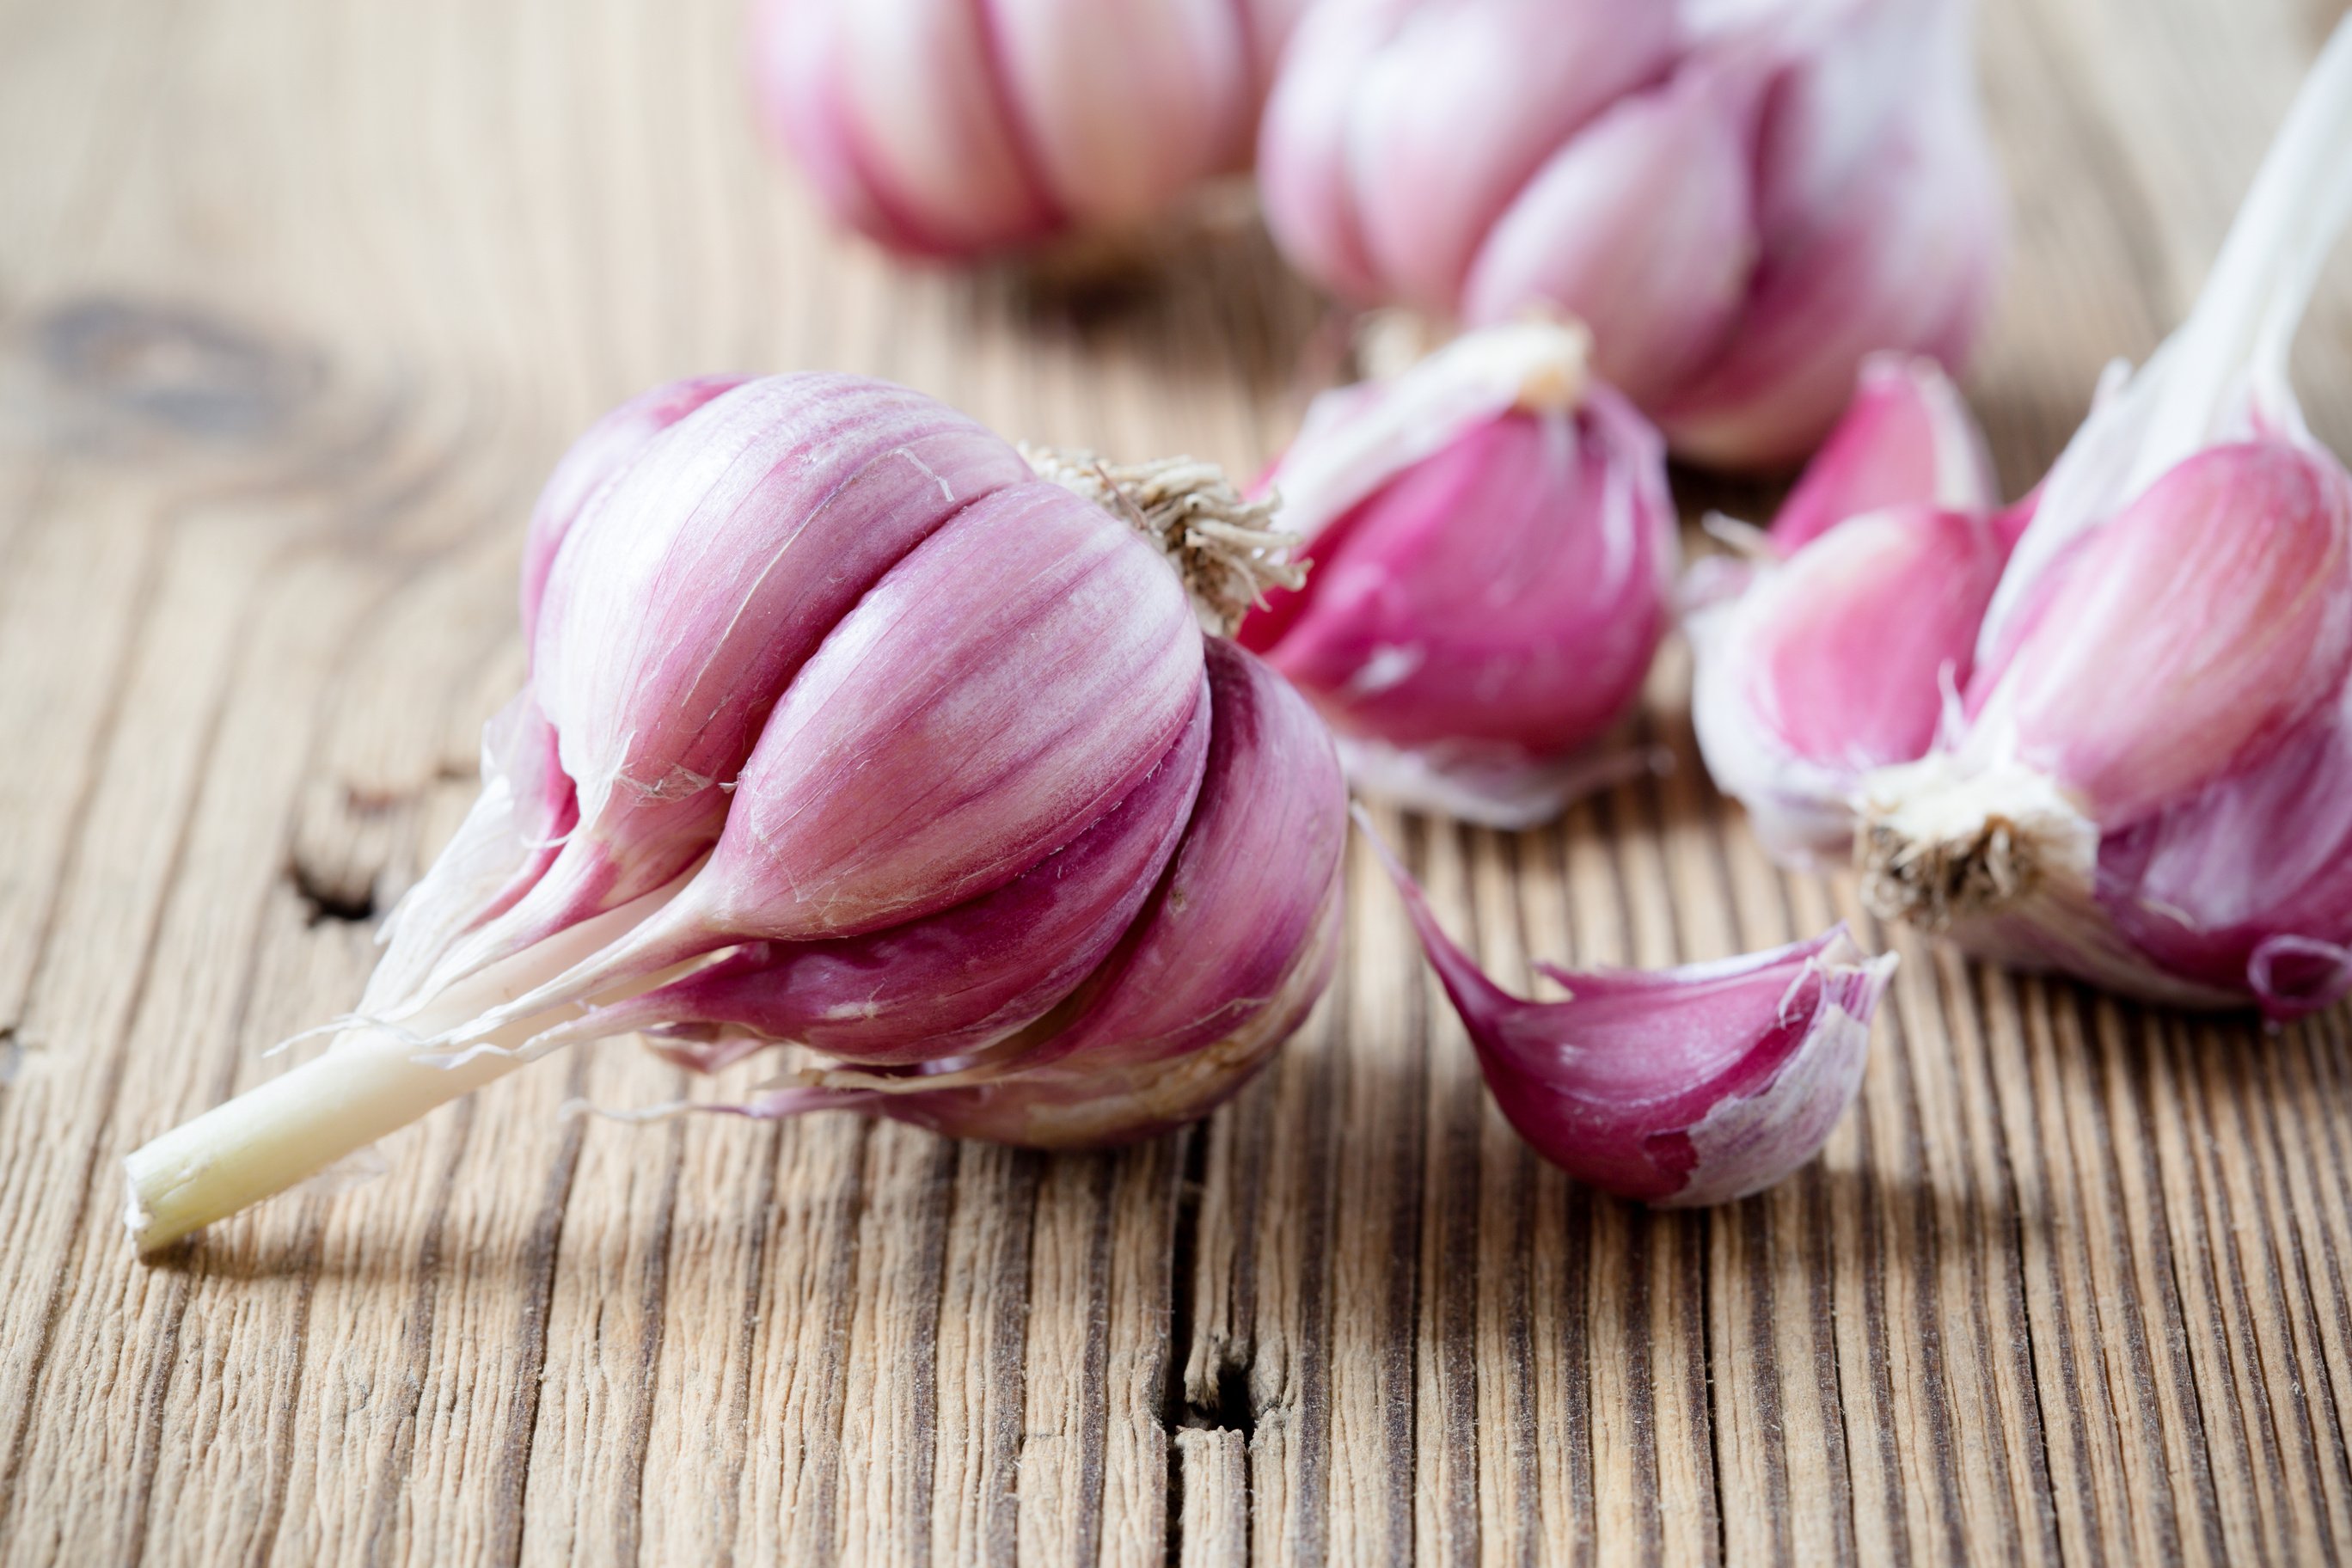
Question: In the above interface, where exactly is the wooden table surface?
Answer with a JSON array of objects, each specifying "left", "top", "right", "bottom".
[{"left": 6, "top": 0, "right": 2352, "bottom": 1562}]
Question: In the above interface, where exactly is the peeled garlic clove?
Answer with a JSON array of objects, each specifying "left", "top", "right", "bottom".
[
  {"left": 1364, "top": 818, "right": 1891, "bottom": 1205},
  {"left": 1693, "top": 503, "right": 2011, "bottom": 864},
  {"left": 827, "top": 639, "right": 1348, "bottom": 1147},
  {"left": 1461, "top": 46, "right": 1766, "bottom": 409},
  {"left": 559, "top": 685, "right": 1213, "bottom": 1069},
  {"left": 1767, "top": 355, "right": 1998, "bottom": 552},
  {"left": 1240, "top": 321, "right": 1677, "bottom": 828}
]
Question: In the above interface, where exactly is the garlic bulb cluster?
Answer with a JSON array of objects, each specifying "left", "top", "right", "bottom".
[
  {"left": 1258, "top": 0, "right": 2004, "bottom": 470},
  {"left": 1363, "top": 814, "right": 1893, "bottom": 1204},
  {"left": 754, "top": 0, "right": 1309, "bottom": 258},
  {"left": 1710, "top": 19, "right": 2352, "bottom": 1022},
  {"left": 1239, "top": 320, "right": 1678, "bottom": 827},
  {"left": 125, "top": 375, "right": 1345, "bottom": 1249}
]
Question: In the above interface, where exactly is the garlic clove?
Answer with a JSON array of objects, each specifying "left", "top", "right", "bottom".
[
  {"left": 1461, "top": 48, "right": 1766, "bottom": 409},
  {"left": 1240, "top": 321, "right": 1677, "bottom": 827},
  {"left": 1767, "top": 354, "right": 1998, "bottom": 553},
  {"left": 2097, "top": 682, "right": 2352, "bottom": 1021},
  {"left": 698, "top": 479, "right": 1205, "bottom": 942},
  {"left": 983, "top": 0, "right": 1253, "bottom": 225},
  {"left": 1692, "top": 502, "right": 2012, "bottom": 865},
  {"left": 548, "top": 679, "right": 1213, "bottom": 1069},
  {"left": 415, "top": 377, "right": 1036, "bottom": 1001},
  {"left": 755, "top": 0, "right": 1059, "bottom": 256},
  {"left": 1253, "top": 0, "right": 1405, "bottom": 303},
  {"left": 1341, "top": 0, "right": 1681, "bottom": 315},
  {"left": 1363, "top": 814, "right": 1892, "bottom": 1205},
  {"left": 773, "top": 638, "right": 1348, "bottom": 1148},
  {"left": 1961, "top": 439, "right": 2352, "bottom": 830},
  {"left": 520, "top": 376, "right": 748, "bottom": 643}
]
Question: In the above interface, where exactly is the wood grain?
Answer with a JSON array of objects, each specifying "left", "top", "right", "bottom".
[{"left": 2, "top": 0, "right": 2350, "bottom": 1562}]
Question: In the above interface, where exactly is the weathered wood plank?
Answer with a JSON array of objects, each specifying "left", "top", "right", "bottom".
[{"left": 3, "top": 0, "right": 2352, "bottom": 1563}]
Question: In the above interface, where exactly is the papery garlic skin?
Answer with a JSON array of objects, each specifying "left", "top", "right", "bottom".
[
  {"left": 1239, "top": 321, "right": 1678, "bottom": 828},
  {"left": 1259, "top": 0, "right": 2005, "bottom": 470},
  {"left": 753, "top": 0, "right": 1301, "bottom": 259},
  {"left": 125, "top": 377, "right": 1344, "bottom": 1251},
  {"left": 1363, "top": 814, "right": 1892, "bottom": 1204},
  {"left": 1856, "top": 15, "right": 2352, "bottom": 1020}
]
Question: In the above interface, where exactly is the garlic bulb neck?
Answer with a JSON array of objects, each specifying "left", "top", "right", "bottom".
[{"left": 1020, "top": 444, "right": 1302, "bottom": 633}]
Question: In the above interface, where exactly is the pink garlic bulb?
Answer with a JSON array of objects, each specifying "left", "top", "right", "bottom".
[
  {"left": 753, "top": 0, "right": 1308, "bottom": 259},
  {"left": 1689, "top": 356, "right": 2012, "bottom": 864},
  {"left": 1859, "top": 17, "right": 2352, "bottom": 1020},
  {"left": 1363, "top": 813, "right": 1894, "bottom": 1204},
  {"left": 1238, "top": 320, "right": 1678, "bottom": 827},
  {"left": 124, "top": 377, "right": 1344, "bottom": 1250},
  {"left": 1258, "top": 0, "right": 2005, "bottom": 470}
]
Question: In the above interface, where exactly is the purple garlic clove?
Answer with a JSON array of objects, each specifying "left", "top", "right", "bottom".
[
  {"left": 753, "top": 0, "right": 1301, "bottom": 259},
  {"left": 1692, "top": 502, "right": 2012, "bottom": 866},
  {"left": 789, "top": 639, "right": 1350, "bottom": 1148},
  {"left": 1362, "top": 813, "right": 1893, "bottom": 1205},
  {"left": 1767, "top": 354, "right": 1998, "bottom": 553},
  {"left": 1240, "top": 321, "right": 1677, "bottom": 828}
]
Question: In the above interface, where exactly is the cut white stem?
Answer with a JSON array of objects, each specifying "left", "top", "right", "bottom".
[
  {"left": 123, "top": 887, "right": 679, "bottom": 1252},
  {"left": 124, "top": 1014, "right": 533, "bottom": 1253}
]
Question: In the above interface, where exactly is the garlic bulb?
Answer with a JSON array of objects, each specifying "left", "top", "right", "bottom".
[
  {"left": 1237, "top": 320, "right": 1678, "bottom": 828},
  {"left": 753, "top": 0, "right": 1307, "bottom": 259},
  {"left": 1689, "top": 355, "right": 2013, "bottom": 864},
  {"left": 1258, "top": 0, "right": 2004, "bottom": 470},
  {"left": 1857, "top": 17, "right": 2352, "bottom": 1020},
  {"left": 1363, "top": 812, "right": 1893, "bottom": 1205},
  {"left": 124, "top": 376, "right": 1344, "bottom": 1251}
]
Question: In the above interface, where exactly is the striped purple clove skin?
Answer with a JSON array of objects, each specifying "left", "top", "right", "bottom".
[
  {"left": 1239, "top": 320, "right": 1677, "bottom": 828},
  {"left": 746, "top": 640, "right": 1349, "bottom": 1148},
  {"left": 1688, "top": 355, "right": 2012, "bottom": 864},
  {"left": 751, "top": 0, "right": 1303, "bottom": 259},
  {"left": 1259, "top": 0, "right": 2005, "bottom": 471},
  {"left": 1362, "top": 812, "right": 1892, "bottom": 1205},
  {"left": 1858, "top": 16, "right": 2352, "bottom": 1020},
  {"left": 124, "top": 377, "right": 1345, "bottom": 1250}
]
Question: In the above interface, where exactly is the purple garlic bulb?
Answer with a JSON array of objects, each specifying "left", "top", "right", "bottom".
[
  {"left": 1258, "top": 0, "right": 2005, "bottom": 470},
  {"left": 124, "top": 376, "right": 1345, "bottom": 1250}
]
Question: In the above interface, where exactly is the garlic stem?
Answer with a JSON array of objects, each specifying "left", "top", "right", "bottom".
[
  {"left": 2132, "top": 13, "right": 2352, "bottom": 491},
  {"left": 124, "top": 1017, "right": 532, "bottom": 1254},
  {"left": 123, "top": 885, "right": 685, "bottom": 1251}
]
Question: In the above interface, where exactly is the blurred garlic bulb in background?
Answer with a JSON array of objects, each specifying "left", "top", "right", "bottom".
[
  {"left": 1238, "top": 320, "right": 1678, "bottom": 827},
  {"left": 1259, "top": 0, "right": 2005, "bottom": 470},
  {"left": 754, "top": 0, "right": 1310, "bottom": 258}
]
